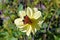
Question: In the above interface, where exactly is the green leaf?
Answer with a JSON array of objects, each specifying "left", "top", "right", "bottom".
[
  {"left": 0, "top": 3, "right": 2, "bottom": 10},
  {"left": 57, "top": 8, "right": 60, "bottom": 16},
  {"left": 18, "top": 4, "right": 23, "bottom": 11},
  {"left": 54, "top": 35, "right": 60, "bottom": 40},
  {"left": 0, "top": 32, "right": 8, "bottom": 38},
  {"left": 42, "top": 23, "right": 48, "bottom": 28},
  {"left": 8, "top": 37, "right": 18, "bottom": 40}
]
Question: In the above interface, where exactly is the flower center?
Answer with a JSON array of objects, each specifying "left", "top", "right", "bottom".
[{"left": 23, "top": 15, "right": 32, "bottom": 24}]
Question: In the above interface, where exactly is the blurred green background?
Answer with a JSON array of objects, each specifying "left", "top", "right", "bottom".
[{"left": 0, "top": 0, "right": 60, "bottom": 40}]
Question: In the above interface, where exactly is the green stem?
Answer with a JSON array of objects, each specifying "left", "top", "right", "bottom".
[
  {"left": 24, "top": 35, "right": 28, "bottom": 40},
  {"left": 31, "top": 33, "right": 34, "bottom": 40},
  {"left": 32, "top": 35, "right": 34, "bottom": 40}
]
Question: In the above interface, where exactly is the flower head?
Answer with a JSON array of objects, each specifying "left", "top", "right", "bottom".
[{"left": 14, "top": 7, "right": 43, "bottom": 36}]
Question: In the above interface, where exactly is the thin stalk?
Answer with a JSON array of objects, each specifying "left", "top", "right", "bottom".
[
  {"left": 24, "top": 35, "right": 28, "bottom": 40},
  {"left": 47, "top": 8, "right": 58, "bottom": 31},
  {"left": 42, "top": 34, "right": 47, "bottom": 40},
  {"left": 32, "top": 35, "right": 34, "bottom": 40},
  {"left": 31, "top": 33, "right": 34, "bottom": 40}
]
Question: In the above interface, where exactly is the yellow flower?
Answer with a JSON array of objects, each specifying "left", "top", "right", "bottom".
[{"left": 14, "top": 7, "right": 43, "bottom": 36}]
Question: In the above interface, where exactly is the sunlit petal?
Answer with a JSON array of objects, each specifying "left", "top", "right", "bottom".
[
  {"left": 26, "top": 25, "right": 32, "bottom": 36},
  {"left": 27, "top": 7, "right": 33, "bottom": 18},
  {"left": 14, "top": 18, "right": 24, "bottom": 27},
  {"left": 19, "top": 11, "right": 26, "bottom": 18},
  {"left": 33, "top": 11, "right": 41, "bottom": 19},
  {"left": 32, "top": 28, "right": 36, "bottom": 34},
  {"left": 33, "top": 8, "right": 38, "bottom": 12},
  {"left": 38, "top": 21, "right": 43, "bottom": 27}
]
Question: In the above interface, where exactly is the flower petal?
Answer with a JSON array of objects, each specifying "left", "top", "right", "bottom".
[
  {"left": 20, "top": 28, "right": 27, "bottom": 32},
  {"left": 38, "top": 21, "right": 43, "bottom": 27},
  {"left": 32, "top": 28, "right": 36, "bottom": 34},
  {"left": 19, "top": 24, "right": 30, "bottom": 33},
  {"left": 19, "top": 24, "right": 32, "bottom": 36},
  {"left": 19, "top": 11, "right": 26, "bottom": 18},
  {"left": 33, "top": 8, "right": 38, "bottom": 12},
  {"left": 33, "top": 11, "right": 41, "bottom": 19},
  {"left": 26, "top": 25, "right": 32, "bottom": 36},
  {"left": 14, "top": 18, "right": 24, "bottom": 28},
  {"left": 26, "top": 7, "right": 33, "bottom": 18}
]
